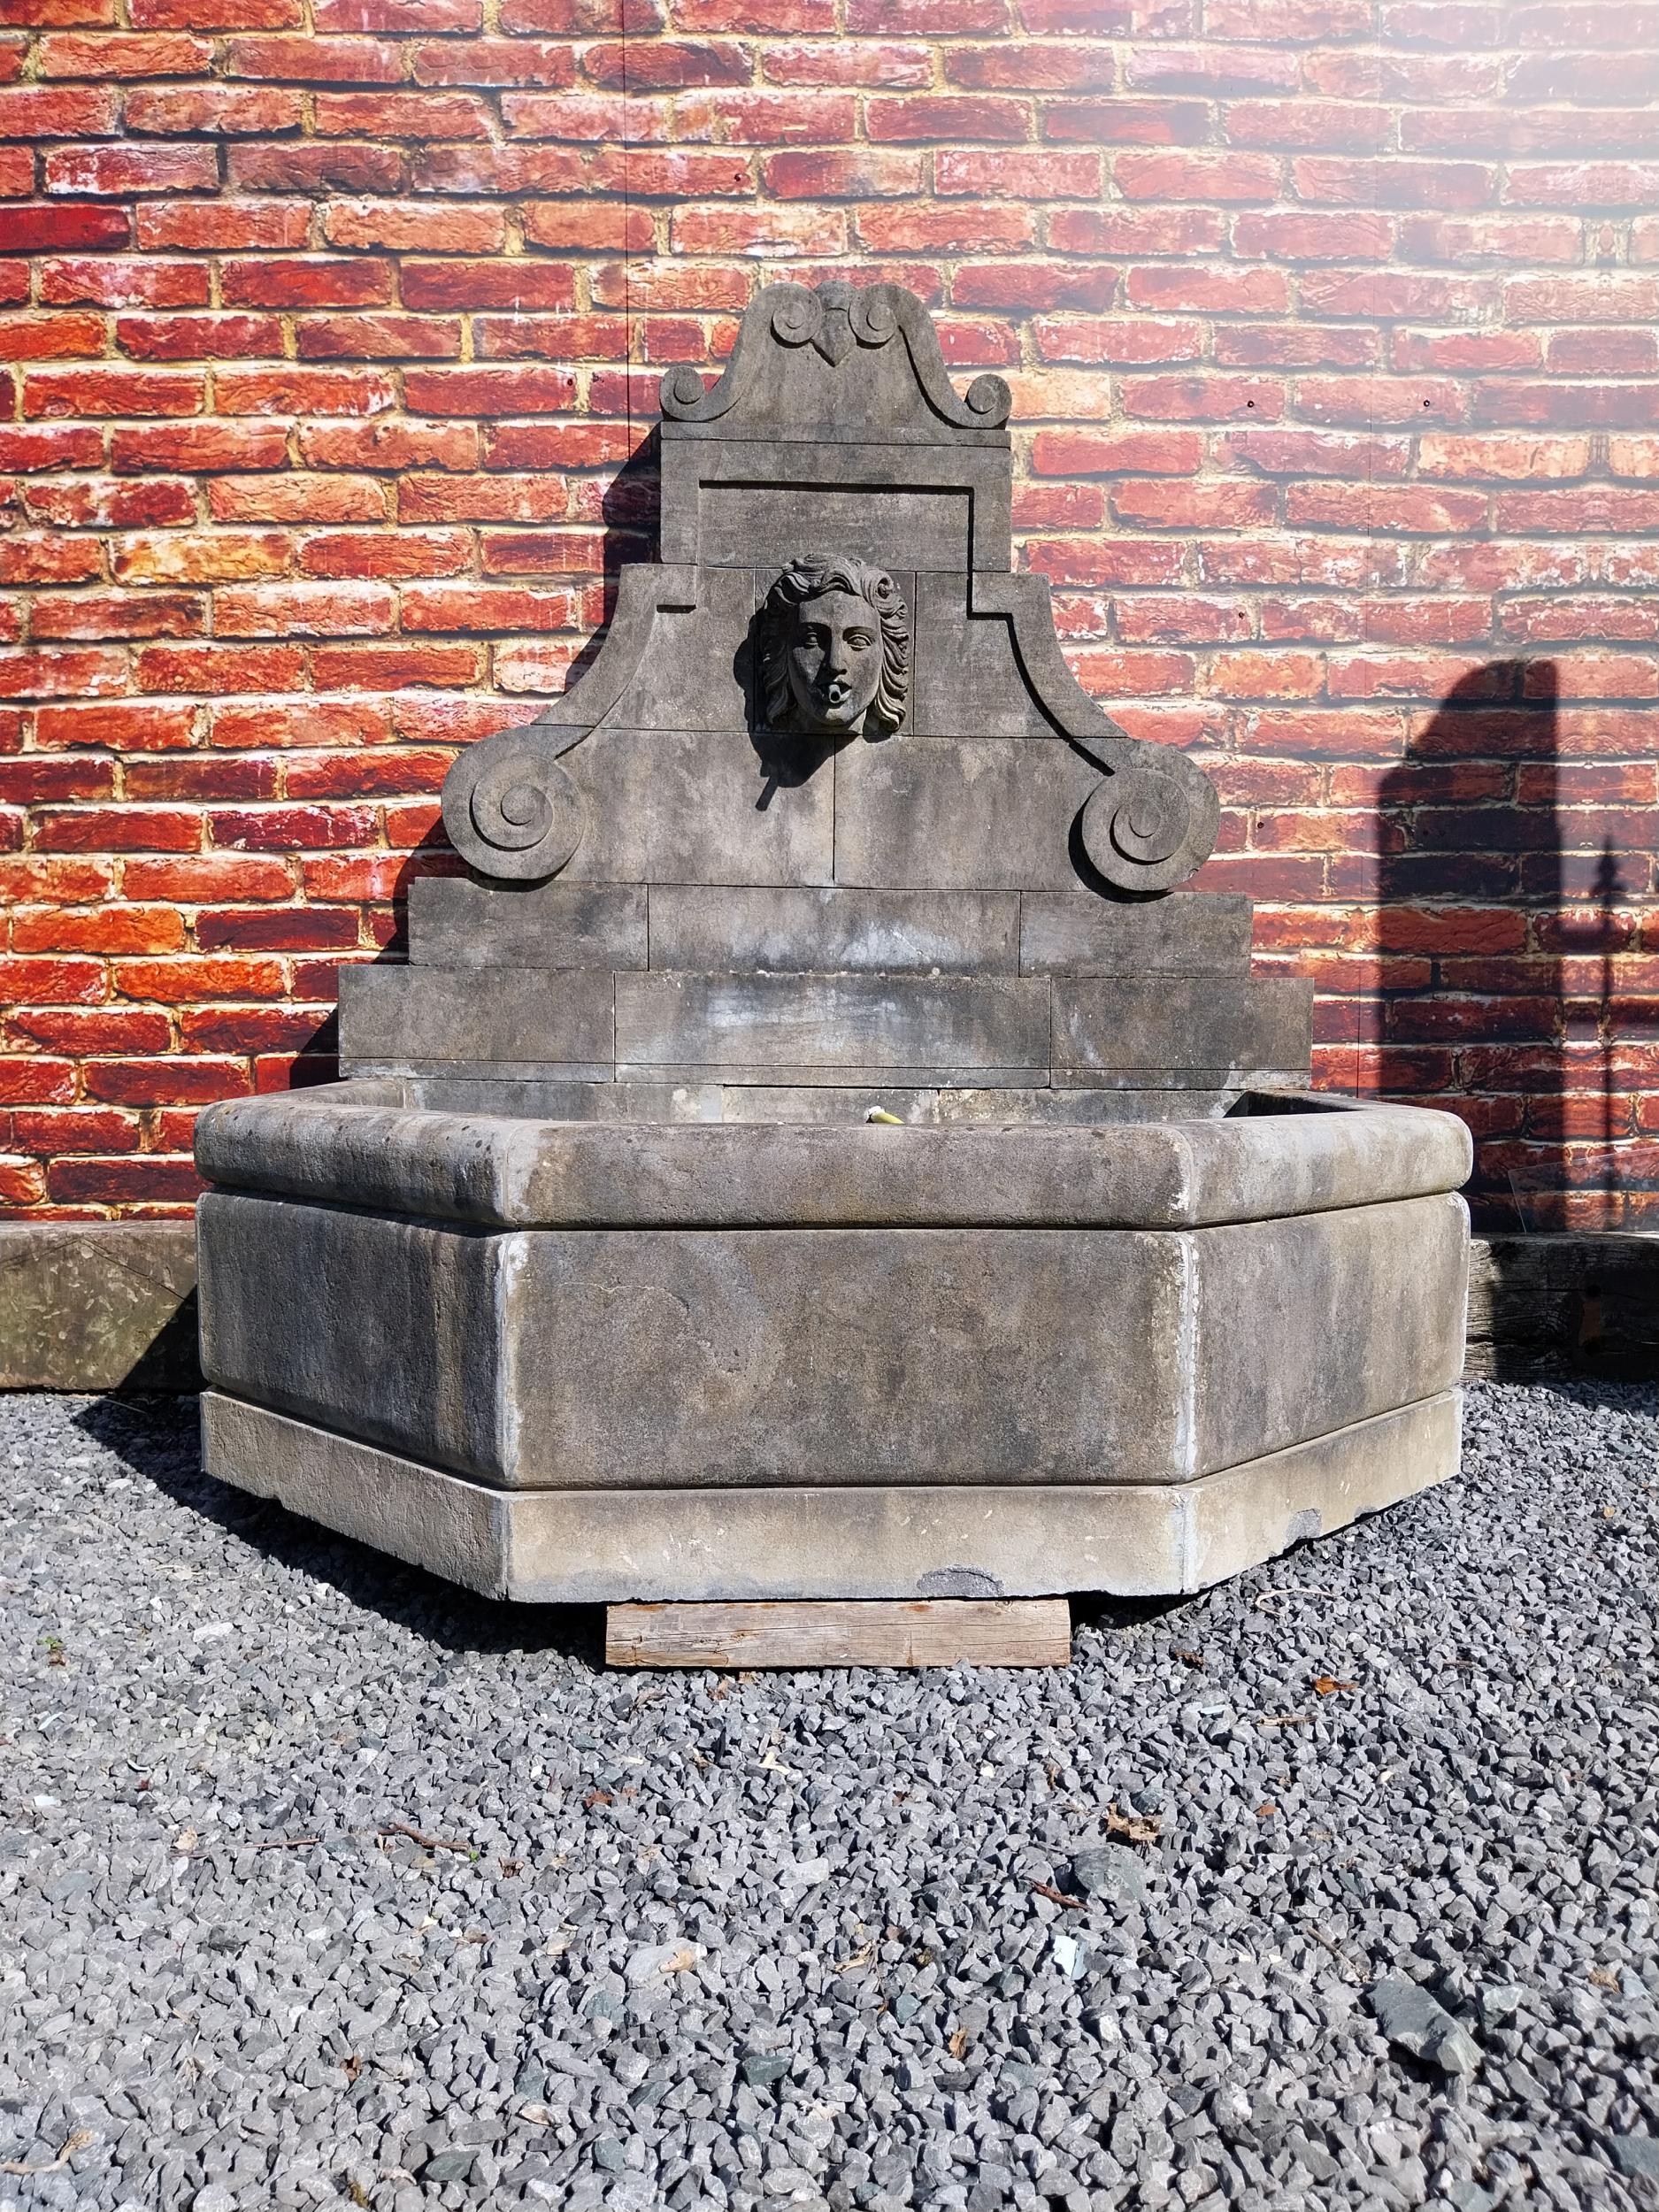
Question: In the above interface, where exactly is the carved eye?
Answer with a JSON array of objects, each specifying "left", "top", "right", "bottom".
[{"left": 847, "top": 628, "right": 874, "bottom": 649}]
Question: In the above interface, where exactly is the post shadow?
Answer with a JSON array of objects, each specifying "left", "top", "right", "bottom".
[{"left": 1376, "top": 661, "right": 1565, "bottom": 1233}]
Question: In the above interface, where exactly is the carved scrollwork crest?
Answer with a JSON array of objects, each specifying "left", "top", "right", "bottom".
[
  {"left": 440, "top": 728, "right": 587, "bottom": 884},
  {"left": 1078, "top": 746, "right": 1220, "bottom": 896}
]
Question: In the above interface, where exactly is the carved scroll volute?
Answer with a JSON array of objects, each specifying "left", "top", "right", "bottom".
[
  {"left": 1079, "top": 742, "right": 1220, "bottom": 895},
  {"left": 441, "top": 728, "right": 587, "bottom": 884}
]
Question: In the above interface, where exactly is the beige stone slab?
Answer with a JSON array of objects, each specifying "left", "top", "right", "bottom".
[
  {"left": 196, "top": 1090, "right": 1474, "bottom": 1233},
  {"left": 560, "top": 726, "right": 834, "bottom": 887},
  {"left": 339, "top": 965, "right": 616, "bottom": 1072},
  {"left": 646, "top": 886, "right": 1021, "bottom": 975},
  {"left": 604, "top": 1598, "right": 1071, "bottom": 1670},
  {"left": 614, "top": 972, "right": 1051, "bottom": 1073},
  {"left": 1052, "top": 975, "right": 1313, "bottom": 1079},
  {"left": 199, "top": 1388, "right": 1462, "bottom": 1603},
  {"left": 0, "top": 1221, "right": 198, "bottom": 1391},
  {"left": 1018, "top": 893, "right": 1253, "bottom": 977},
  {"left": 409, "top": 879, "right": 647, "bottom": 971}
]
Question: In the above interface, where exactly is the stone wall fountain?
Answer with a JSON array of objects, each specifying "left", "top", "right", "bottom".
[{"left": 193, "top": 282, "right": 1471, "bottom": 1622}]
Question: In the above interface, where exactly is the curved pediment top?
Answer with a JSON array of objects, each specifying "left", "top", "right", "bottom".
[{"left": 659, "top": 280, "right": 1012, "bottom": 442}]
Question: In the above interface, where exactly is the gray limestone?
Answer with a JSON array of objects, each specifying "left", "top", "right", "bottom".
[
  {"left": 198, "top": 1386, "right": 1462, "bottom": 1603},
  {"left": 196, "top": 276, "right": 1471, "bottom": 1610}
]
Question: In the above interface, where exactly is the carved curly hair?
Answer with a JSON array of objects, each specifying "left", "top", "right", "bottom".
[{"left": 759, "top": 556, "right": 910, "bottom": 737}]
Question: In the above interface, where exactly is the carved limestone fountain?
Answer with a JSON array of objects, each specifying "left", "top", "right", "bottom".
[{"left": 194, "top": 283, "right": 1471, "bottom": 1610}]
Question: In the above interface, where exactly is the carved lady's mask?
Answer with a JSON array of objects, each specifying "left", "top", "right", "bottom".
[{"left": 760, "top": 557, "right": 910, "bottom": 741}]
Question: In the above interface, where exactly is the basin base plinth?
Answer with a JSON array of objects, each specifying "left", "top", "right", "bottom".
[{"left": 201, "top": 1386, "right": 1460, "bottom": 1608}]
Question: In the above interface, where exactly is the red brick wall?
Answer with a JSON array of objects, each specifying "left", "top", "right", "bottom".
[{"left": 3, "top": 0, "right": 1655, "bottom": 1227}]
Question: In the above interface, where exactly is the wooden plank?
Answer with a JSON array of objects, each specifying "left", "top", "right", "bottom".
[{"left": 605, "top": 1598, "right": 1071, "bottom": 1671}]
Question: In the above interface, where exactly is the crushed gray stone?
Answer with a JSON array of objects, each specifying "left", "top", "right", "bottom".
[{"left": 0, "top": 1378, "right": 1655, "bottom": 2212}]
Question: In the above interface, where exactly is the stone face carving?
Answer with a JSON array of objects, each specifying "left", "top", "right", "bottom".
[
  {"left": 759, "top": 556, "right": 910, "bottom": 739},
  {"left": 439, "top": 278, "right": 1221, "bottom": 899}
]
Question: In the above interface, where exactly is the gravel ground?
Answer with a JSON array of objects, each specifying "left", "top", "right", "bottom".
[{"left": 1, "top": 1379, "right": 1656, "bottom": 2212}]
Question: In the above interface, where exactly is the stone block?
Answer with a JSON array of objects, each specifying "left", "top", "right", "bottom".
[
  {"left": 911, "top": 572, "right": 1056, "bottom": 739},
  {"left": 196, "top": 1180, "right": 1466, "bottom": 1495},
  {"left": 1052, "top": 975, "right": 1312, "bottom": 1080},
  {"left": 1019, "top": 892, "right": 1253, "bottom": 977},
  {"left": 195, "top": 1091, "right": 1473, "bottom": 1235},
  {"left": 200, "top": 1387, "right": 1462, "bottom": 1604},
  {"left": 601, "top": 565, "right": 756, "bottom": 734},
  {"left": 0, "top": 1221, "right": 199, "bottom": 1390},
  {"left": 560, "top": 725, "right": 833, "bottom": 887},
  {"left": 409, "top": 879, "right": 648, "bottom": 971},
  {"left": 833, "top": 736, "right": 1102, "bottom": 893},
  {"left": 646, "top": 887, "right": 1020, "bottom": 975},
  {"left": 339, "top": 964, "right": 615, "bottom": 1074},
  {"left": 613, "top": 972, "right": 1050, "bottom": 1077}
]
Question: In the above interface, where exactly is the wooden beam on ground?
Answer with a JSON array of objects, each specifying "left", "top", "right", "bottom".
[{"left": 605, "top": 1598, "right": 1071, "bottom": 1671}]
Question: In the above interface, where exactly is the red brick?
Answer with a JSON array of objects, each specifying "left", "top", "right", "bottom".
[
  {"left": 311, "top": 641, "right": 482, "bottom": 687},
  {"left": 402, "top": 262, "right": 579, "bottom": 314},
  {"left": 111, "top": 421, "right": 290, "bottom": 472},
  {"left": 522, "top": 202, "right": 657, "bottom": 252},
  {"left": 23, "top": 478, "right": 195, "bottom": 526},
  {"left": 400, "top": 365, "right": 579, "bottom": 418},
  {"left": 316, "top": 0, "right": 479, "bottom": 23},
  {"left": 1044, "top": 98, "right": 1210, "bottom": 145},
  {"left": 298, "top": 527, "right": 470, "bottom": 579},
  {"left": 220, "top": 259, "right": 393, "bottom": 312},
  {"left": 298, "top": 419, "right": 477, "bottom": 472},
  {"left": 946, "top": 38, "right": 1114, "bottom": 88},
  {"left": 855, "top": 204, "right": 1035, "bottom": 255},
  {"left": 42, "top": 142, "right": 218, "bottom": 196},
  {"left": 0, "top": 85, "right": 118, "bottom": 134},
  {"left": 227, "top": 140, "right": 406, "bottom": 194},
  {"left": 42, "top": 257, "right": 210, "bottom": 308},
  {"left": 865, "top": 94, "right": 1031, "bottom": 142},
  {"left": 136, "top": 201, "right": 311, "bottom": 250},
  {"left": 134, "top": 642, "right": 307, "bottom": 693},
  {"left": 4, "top": 202, "right": 131, "bottom": 252},
  {"left": 115, "top": 313, "right": 285, "bottom": 361},
  {"left": 124, "top": 83, "right": 302, "bottom": 133},
  {"left": 583, "top": 38, "right": 751, "bottom": 88},
  {"left": 0, "top": 648, "right": 127, "bottom": 699},
  {"left": 38, "top": 32, "right": 212, "bottom": 74},
  {"left": 497, "top": 93, "right": 668, "bottom": 142},
  {"left": 85, "top": 1053, "right": 255, "bottom": 1101},
  {"left": 760, "top": 39, "right": 932, "bottom": 86},
  {"left": 322, "top": 200, "right": 507, "bottom": 255},
  {"left": 31, "top": 591, "right": 205, "bottom": 641},
  {"left": 0, "top": 1056, "right": 81, "bottom": 1103},
  {"left": 25, "top": 366, "right": 204, "bottom": 419},
  {"left": 952, "top": 261, "right": 1118, "bottom": 312},
  {"left": 1122, "top": 374, "right": 1284, "bottom": 422},
  {"left": 412, "top": 38, "right": 576, "bottom": 86},
  {"left": 211, "top": 699, "right": 390, "bottom": 749},
  {"left": 35, "top": 700, "right": 196, "bottom": 749},
  {"left": 0, "top": 533, "right": 103, "bottom": 585},
  {"left": 0, "top": 426, "right": 106, "bottom": 472},
  {"left": 297, "top": 314, "right": 464, "bottom": 362},
  {"left": 209, "top": 473, "right": 387, "bottom": 524},
  {"left": 227, "top": 33, "right": 402, "bottom": 81}
]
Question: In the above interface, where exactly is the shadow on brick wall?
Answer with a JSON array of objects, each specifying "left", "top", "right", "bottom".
[{"left": 1378, "top": 659, "right": 1659, "bottom": 1374}]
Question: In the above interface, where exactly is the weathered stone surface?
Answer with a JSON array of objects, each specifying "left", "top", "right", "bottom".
[
  {"left": 559, "top": 725, "right": 833, "bottom": 887},
  {"left": 648, "top": 887, "right": 1020, "bottom": 975},
  {"left": 0, "top": 1222, "right": 199, "bottom": 1391},
  {"left": 1053, "top": 975, "right": 1313, "bottom": 1080},
  {"left": 833, "top": 735, "right": 1101, "bottom": 894},
  {"left": 196, "top": 1092, "right": 1473, "bottom": 1233},
  {"left": 199, "top": 1386, "right": 1462, "bottom": 1603},
  {"left": 409, "top": 878, "right": 646, "bottom": 971},
  {"left": 614, "top": 972, "right": 1050, "bottom": 1078},
  {"left": 339, "top": 964, "right": 614, "bottom": 1074},
  {"left": 196, "top": 1179, "right": 1465, "bottom": 1494},
  {"left": 1019, "top": 892, "right": 1252, "bottom": 977},
  {"left": 910, "top": 573, "right": 1056, "bottom": 738}
]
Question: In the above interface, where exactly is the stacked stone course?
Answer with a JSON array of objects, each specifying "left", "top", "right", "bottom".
[{"left": 2, "top": 0, "right": 1656, "bottom": 1226}]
